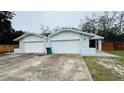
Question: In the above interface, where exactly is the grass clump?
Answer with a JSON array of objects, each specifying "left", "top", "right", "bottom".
[{"left": 83, "top": 56, "right": 122, "bottom": 81}]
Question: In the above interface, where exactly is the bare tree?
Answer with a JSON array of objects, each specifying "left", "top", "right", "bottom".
[
  {"left": 117, "top": 12, "right": 124, "bottom": 33},
  {"left": 40, "top": 24, "right": 51, "bottom": 37},
  {"left": 79, "top": 11, "right": 124, "bottom": 41},
  {"left": 79, "top": 13, "right": 98, "bottom": 34}
]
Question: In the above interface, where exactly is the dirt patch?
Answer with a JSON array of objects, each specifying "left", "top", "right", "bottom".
[
  {"left": 83, "top": 56, "right": 124, "bottom": 80},
  {"left": 97, "top": 57, "right": 124, "bottom": 77}
]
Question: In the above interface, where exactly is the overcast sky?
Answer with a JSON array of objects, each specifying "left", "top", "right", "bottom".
[{"left": 12, "top": 11, "right": 93, "bottom": 33}]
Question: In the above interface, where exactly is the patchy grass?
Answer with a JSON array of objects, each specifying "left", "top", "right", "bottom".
[
  {"left": 107, "top": 50, "right": 124, "bottom": 56},
  {"left": 0, "top": 53, "right": 9, "bottom": 57},
  {"left": 106, "top": 51, "right": 124, "bottom": 62},
  {"left": 83, "top": 56, "right": 123, "bottom": 81},
  {"left": 118, "top": 57, "right": 124, "bottom": 62}
]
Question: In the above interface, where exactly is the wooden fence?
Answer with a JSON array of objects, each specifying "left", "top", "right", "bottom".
[
  {"left": 0, "top": 44, "right": 19, "bottom": 53},
  {"left": 102, "top": 42, "right": 124, "bottom": 50}
]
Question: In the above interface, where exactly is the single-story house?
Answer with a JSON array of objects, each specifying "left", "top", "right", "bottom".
[{"left": 14, "top": 29, "right": 104, "bottom": 55}]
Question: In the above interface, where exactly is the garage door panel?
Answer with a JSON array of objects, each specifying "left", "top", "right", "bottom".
[
  {"left": 24, "top": 42, "right": 44, "bottom": 53},
  {"left": 51, "top": 40, "right": 80, "bottom": 54}
]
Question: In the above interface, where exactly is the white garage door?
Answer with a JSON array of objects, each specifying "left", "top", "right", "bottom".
[
  {"left": 51, "top": 40, "right": 80, "bottom": 54},
  {"left": 23, "top": 41, "right": 44, "bottom": 53}
]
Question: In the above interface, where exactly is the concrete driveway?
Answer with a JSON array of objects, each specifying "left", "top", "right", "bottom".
[{"left": 0, "top": 54, "right": 92, "bottom": 81}]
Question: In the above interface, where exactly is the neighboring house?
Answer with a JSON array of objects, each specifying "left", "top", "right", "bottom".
[{"left": 14, "top": 29, "right": 104, "bottom": 55}]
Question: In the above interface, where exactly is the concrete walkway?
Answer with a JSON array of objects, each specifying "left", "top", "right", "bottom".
[
  {"left": 82, "top": 51, "right": 119, "bottom": 57},
  {"left": 0, "top": 54, "right": 92, "bottom": 81}
]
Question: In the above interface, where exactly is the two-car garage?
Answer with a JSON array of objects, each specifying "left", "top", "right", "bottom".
[
  {"left": 23, "top": 40, "right": 80, "bottom": 54},
  {"left": 17, "top": 31, "right": 82, "bottom": 54}
]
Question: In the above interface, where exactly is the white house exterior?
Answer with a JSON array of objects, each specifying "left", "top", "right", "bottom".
[
  {"left": 14, "top": 33, "right": 45, "bottom": 53},
  {"left": 14, "top": 29, "right": 104, "bottom": 55}
]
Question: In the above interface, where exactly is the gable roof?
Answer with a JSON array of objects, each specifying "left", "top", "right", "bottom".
[
  {"left": 50, "top": 29, "right": 95, "bottom": 38},
  {"left": 14, "top": 29, "right": 104, "bottom": 41},
  {"left": 91, "top": 34, "right": 104, "bottom": 40},
  {"left": 14, "top": 33, "right": 43, "bottom": 41}
]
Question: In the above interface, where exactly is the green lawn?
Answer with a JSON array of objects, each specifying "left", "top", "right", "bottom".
[
  {"left": 83, "top": 56, "right": 124, "bottom": 81},
  {"left": 106, "top": 50, "right": 124, "bottom": 56},
  {"left": 106, "top": 50, "right": 124, "bottom": 62}
]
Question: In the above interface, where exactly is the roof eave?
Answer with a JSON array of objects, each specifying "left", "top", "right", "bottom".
[
  {"left": 90, "top": 37, "right": 104, "bottom": 40},
  {"left": 13, "top": 33, "right": 43, "bottom": 41},
  {"left": 50, "top": 29, "right": 95, "bottom": 38}
]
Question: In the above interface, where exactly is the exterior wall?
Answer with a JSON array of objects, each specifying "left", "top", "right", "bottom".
[
  {"left": 44, "top": 36, "right": 51, "bottom": 48},
  {"left": 14, "top": 48, "right": 22, "bottom": 53},
  {"left": 51, "top": 31, "right": 81, "bottom": 41},
  {"left": 98, "top": 40, "right": 102, "bottom": 51},
  {"left": 81, "top": 48, "right": 96, "bottom": 55},
  {"left": 80, "top": 35, "right": 90, "bottom": 48},
  {"left": 80, "top": 35, "right": 96, "bottom": 55},
  {"left": 23, "top": 35, "right": 43, "bottom": 42},
  {"left": 18, "top": 39, "right": 24, "bottom": 53},
  {"left": 16, "top": 35, "right": 44, "bottom": 53},
  {"left": 15, "top": 31, "right": 98, "bottom": 55}
]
